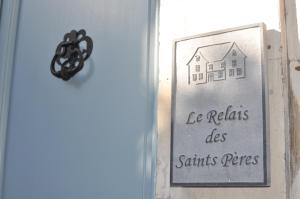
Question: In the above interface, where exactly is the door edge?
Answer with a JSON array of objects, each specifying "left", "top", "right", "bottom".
[
  {"left": 0, "top": 0, "right": 21, "bottom": 198},
  {"left": 143, "top": 0, "right": 159, "bottom": 199}
]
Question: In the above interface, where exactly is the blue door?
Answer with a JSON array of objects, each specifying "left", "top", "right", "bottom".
[{"left": 0, "top": 0, "right": 157, "bottom": 199}]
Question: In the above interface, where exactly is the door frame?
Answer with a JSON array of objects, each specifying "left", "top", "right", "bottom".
[
  {"left": 281, "top": 0, "right": 300, "bottom": 198},
  {"left": 0, "top": 0, "right": 159, "bottom": 198}
]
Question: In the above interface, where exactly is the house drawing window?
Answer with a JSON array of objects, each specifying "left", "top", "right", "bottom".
[
  {"left": 232, "top": 60, "right": 237, "bottom": 67},
  {"left": 237, "top": 68, "right": 242, "bottom": 76},
  {"left": 221, "top": 61, "right": 226, "bottom": 68},
  {"left": 199, "top": 73, "right": 203, "bottom": 80},
  {"left": 196, "top": 55, "right": 200, "bottom": 62},
  {"left": 195, "top": 65, "right": 200, "bottom": 72},
  {"left": 229, "top": 69, "right": 235, "bottom": 76},
  {"left": 218, "top": 71, "right": 223, "bottom": 78},
  {"left": 193, "top": 74, "right": 197, "bottom": 81},
  {"left": 232, "top": 50, "right": 237, "bottom": 56},
  {"left": 208, "top": 64, "right": 213, "bottom": 70}
]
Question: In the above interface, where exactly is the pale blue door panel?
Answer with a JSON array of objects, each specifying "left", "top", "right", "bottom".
[{"left": 1, "top": 0, "right": 157, "bottom": 199}]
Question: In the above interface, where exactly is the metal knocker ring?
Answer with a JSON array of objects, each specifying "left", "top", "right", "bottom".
[{"left": 50, "top": 29, "right": 93, "bottom": 81}]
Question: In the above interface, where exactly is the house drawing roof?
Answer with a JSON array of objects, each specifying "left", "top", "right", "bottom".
[{"left": 187, "top": 42, "right": 247, "bottom": 65}]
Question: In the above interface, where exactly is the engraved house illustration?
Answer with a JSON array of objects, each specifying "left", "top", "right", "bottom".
[{"left": 187, "top": 42, "right": 246, "bottom": 85}]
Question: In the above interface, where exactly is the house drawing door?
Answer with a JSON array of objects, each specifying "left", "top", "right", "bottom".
[
  {"left": 0, "top": 1, "right": 157, "bottom": 199},
  {"left": 208, "top": 73, "right": 214, "bottom": 82}
]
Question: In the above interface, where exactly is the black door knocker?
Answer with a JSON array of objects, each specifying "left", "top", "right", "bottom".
[{"left": 50, "top": 29, "right": 93, "bottom": 81}]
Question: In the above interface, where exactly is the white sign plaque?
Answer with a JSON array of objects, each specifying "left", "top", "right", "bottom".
[{"left": 171, "top": 24, "right": 269, "bottom": 186}]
